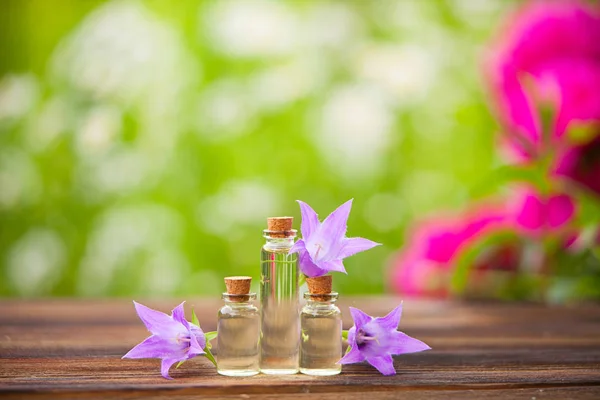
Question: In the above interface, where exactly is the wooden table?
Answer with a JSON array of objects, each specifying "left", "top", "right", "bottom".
[{"left": 1, "top": 297, "right": 599, "bottom": 399}]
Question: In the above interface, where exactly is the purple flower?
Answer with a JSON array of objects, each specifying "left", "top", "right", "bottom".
[
  {"left": 338, "top": 304, "right": 430, "bottom": 375},
  {"left": 289, "top": 199, "right": 380, "bottom": 277},
  {"left": 122, "top": 301, "right": 206, "bottom": 379}
]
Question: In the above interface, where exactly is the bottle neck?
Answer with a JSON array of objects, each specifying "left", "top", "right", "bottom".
[
  {"left": 263, "top": 233, "right": 296, "bottom": 249},
  {"left": 222, "top": 293, "right": 256, "bottom": 307},
  {"left": 223, "top": 301, "right": 255, "bottom": 309},
  {"left": 304, "top": 292, "right": 339, "bottom": 308}
]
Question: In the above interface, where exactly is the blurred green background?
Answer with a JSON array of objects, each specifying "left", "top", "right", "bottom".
[{"left": 0, "top": 0, "right": 515, "bottom": 297}]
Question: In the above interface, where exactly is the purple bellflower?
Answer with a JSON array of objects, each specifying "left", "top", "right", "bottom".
[
  {"left": 122, "top": 301, "right": 206, "bottom": 379},
  {"left": 338, "top": 304, "right": 430, "bottom": 375},
  {"left": 289, "top": 199, "right": 380, "bottom": 277}
]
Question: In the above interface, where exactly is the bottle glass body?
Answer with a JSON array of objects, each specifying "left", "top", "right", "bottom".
[
  {"left": 300, "top": 292, "right": 342, "bottom": 376},
  {"left": 217, "top": 293, "right": 260, "bottom": 377},
  {"left": 259, "top": 232, "right": 299, "bottom": 374}
]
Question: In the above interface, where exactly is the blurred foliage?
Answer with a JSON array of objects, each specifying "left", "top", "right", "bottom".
[{"left": 0, "top": 0, "right": 517, "bottom": 297}]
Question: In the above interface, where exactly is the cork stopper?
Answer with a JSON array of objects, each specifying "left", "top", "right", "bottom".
[
  {"left": 266, "top": 216, "right": 295, "bottom": 238},
  {"left": 306, "top": 275, "right": 332, "bottom": 301},
  {"left": 224, "top": 276, "right": 251, "bottom": 302}
]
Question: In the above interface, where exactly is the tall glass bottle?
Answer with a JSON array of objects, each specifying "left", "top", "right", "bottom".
[
  {"left": 217, "top": 276, "right": 260, "bottom": 377},
  {"left": 300, "top": 276, "right": 342, "bottom": 376},
  {"left": 259, "top": 217, "right": 299, "bottom": 375}
]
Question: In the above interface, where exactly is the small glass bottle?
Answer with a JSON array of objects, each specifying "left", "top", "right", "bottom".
[
  {"left": 259, "top": 217, "right": 300, "bottom": 375},
  {"left": 300, "top": 275, "right": 342, "bottom": 376},
  {"left": 217, "top": 276, "right": 260, "bottom": 377}
]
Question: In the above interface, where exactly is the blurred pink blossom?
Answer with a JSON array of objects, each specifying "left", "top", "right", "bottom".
[
  {"left": 389, "top": 204, "right": 507, "bottom": 298},
  {"left": 511, "top": 187, "right": 576, "bottom": 233},
  {"left": 486, "top": 1, "right": 600, "bottom": 193},
  {"left": 389, "top": 189, "right": 576, "bottom": 298},
  {"left": 487, "top": 1, "right": 600, "bottom": 148}
]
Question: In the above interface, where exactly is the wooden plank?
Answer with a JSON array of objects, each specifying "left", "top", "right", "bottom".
[
  {"left": 1, "top": 298, "right": 599, "bottom": 399},
  {"left": 1, "top": 387, "right": 600, "bottom": 400}
]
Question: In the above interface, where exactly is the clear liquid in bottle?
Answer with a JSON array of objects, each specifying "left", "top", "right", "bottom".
[
  {"left": 259, "top": 217, "right": 299, "bottom": 375},
  {"left": 300, "top": 292, "right": 342, "bottom": 376},
  {"left": 217, "top": 279, "right": 260, "bottom": 377}
]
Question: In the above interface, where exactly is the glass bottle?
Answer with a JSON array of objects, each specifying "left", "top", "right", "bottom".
[
  {"left": 259, "top": 217, "right": 300, "bottom": 375},
  {"left": 217, "top": 277, "right": 260, "bottom": 377},
  {"left": 300, "top": 292, "right": 342, "bottom": 376}
]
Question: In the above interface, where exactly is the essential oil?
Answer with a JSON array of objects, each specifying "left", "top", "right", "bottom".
[
  {"left": 217, "top": 277, "right": 260, "bottom": 377},
  {"left": 300, "top": 276, "right": 342, "bottom": 376},
  {"left": 259, "top": 217, "right": 300, "bottom": 375},
  {"left": 300, "top": 275, "right": 342, "bottom": 376}
]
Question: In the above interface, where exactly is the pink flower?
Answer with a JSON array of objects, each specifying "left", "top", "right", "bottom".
[
  {"left": 511, "top": 187, "right": 576, "bottom": 234},
  {"left": 487, "top": 1, "right": 600, "bottom": 159},
  {"left": 389, "top": 189, "right": 577, "bottom": 297},
  {"left": 486, "top": 1, "right": 600, "bottom": 195},
  {"left": 389, "top": 205, "right": 507, "bottom": 298}
]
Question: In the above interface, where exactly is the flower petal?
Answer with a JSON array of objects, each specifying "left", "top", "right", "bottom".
[
  {"left": 188, "top": 329, "right": 206, "bottom": 356},
  {"left": 319, "top": 259, "right": 347, "bottom": 274},
  {"left": 321, "top": 199, "right": 353, "bottom": 238},
  {"left": 388, "top": 331, "right": 431, "bottom": 355},
  {"left": 366, "top": 354, "right": 396, "bottom": 375},
  {"left": 337, "top": 237, "right": 381, "bottom": 259},
  {"left": 298, "top": 247, "right": 327, "bottom": 277},
  {"left": 337, "top": 345, "right": 366, "bottom": 364},
  {"left": 122, "top": 335, "right": 184, "bottom": 359},
  {"left": 547, "top": 194, "right": 575, "bottom": 229},
  {"left": 190, "top": 325, "right": 206, "bottom": 351},
  {"left": 347, "top": 325, "right": 356, "bottom": 345},
  {"left": 133, "top": 301, "right": 181, "bottom": 337},
  {"left": 171, "top": 302, "right": 189, "bottom": 331},
  {"left": 289, "top": 238, "right": 306, "bottom": 255},
  {"left": 377, "top": 304, "right": 403, "bottom": 330},
  {"left": 161, "top": 358, "right": 180, "bottom": 380},
  {"left": 359, "top": 321, "right": 394, "bottom": 358},
  {"left": 297, "top": 200, "right": 320, "bottom": 239},
  {"left": 306, "top": 199, "right": 353, "bottom": 262},
  {"left": 515, "top": 191, "right": 544, "bottom": 231},
  {"left": 349, "top": 307, "right": 372, "bottom": 330}
]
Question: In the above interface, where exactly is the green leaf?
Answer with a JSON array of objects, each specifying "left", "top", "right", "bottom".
[
  {"left": 191, "top": 309, "right": 200, "bottom": 327},
  {"left": 176, "top": 360, "right": 185, "bottom": 369},
  {"left": 298, "top": 274, "right": 306, "bottom": 289},
  {"left": 573, "top": 190, "right": 600, "bottom": 227},
  {"left": 204, "top": 347, "right": 217, "bottom": 367},
  {"left": 471, "top": 164, "right": 548, "bottom": 197},
  {"left": 205, "top": 331, "right": 218, "bottom": 341}
]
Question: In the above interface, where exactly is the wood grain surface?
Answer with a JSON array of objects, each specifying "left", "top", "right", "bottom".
[{"left": 1, "top": 297, "right": 599, "bottom": 399}]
